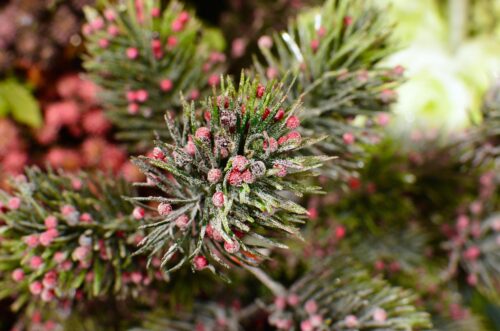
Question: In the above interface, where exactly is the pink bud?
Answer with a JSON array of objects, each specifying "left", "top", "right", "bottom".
[
  {"left": 212, "top": 192, "right": 225, "bottom": 208},
  {"left": 310, "top": 39, "right": 320, "bottom": 52},
  {"left": 61, "top": 205, "right": 76, "bottom": 216},
  {"left": 178, "top": 11, "right": 190, "bottom": 24},
  {"left": 264, "top": 137, "right": 278, "bottom": 152},
  {"left": 206, "top": 223, "right": 223, "bottom": 242},
  {"left": 24, "top": 234, "right": 39, "bottom": 248},
  {"left": 232, "top": 155, "right": 248, "bottom": 171},
  {"left": 98, "top": 39, "right": 110, "bottom": 48},
  {"left": 151, "top": 7, "right": 161, "bottom": 17},
  {"left": 104, "top": 9, "right": 116, "bottom": 21},
  {"left": 373, "top": 308, "right": 387, "bottom": 322},
  {"left": 135, "top": 89, "right": 148, "bottom": 103},
  {"left": 167, "top": 36, "right": 178, "bottom": 48},
  {"left": 467, "top": 273, "right": 478, "bottom": 286},
  {"left": 310, "top": 315, "right": 323, "bottom": 327},
  {"left": 126, "top": 47, "right": 139, "bottom": 59},
  {"left": 274, "top": 108, "right": 285, "bottom": 121},
  {"left": 30, "top": 256, "right": 43, "bottom": 269},
  {"left": 41, "top": 289, "right": 55, "bottom": 302},
  {"left": 345, "top": 315, "right": 359, "bottom": 327},
  {"left": 107, "top": 25, "right": 120, "bottom": 37},
  {"left": 228, "top": 169, "right": 243, "bottom": 186},
  {"left": 157, "top": 202, "right": 172, "bottom": 216},
  {"left": 224, "top": 239, "right": 240, "bottom": 254},
  {"left": 256, "top": 85, "right": 265, "bottom": 98},
  {"left": 132, "top": 207, "right": 145, "bottom": 220},
  {"left": 208, "top": 74, "right": 220, "bottom": 86},
  {"left": 195, "top": 127, "right": 211, "bottom": 141},
  {"left": 273, "top": 163, "right": 287, "bottom": 177},
  {"left": 175, "top": 214, "right": 190, "bottom": 230},
  {"left": 171, "top": 19, "right": 183, "bottom": 32},
  {"left": 343, "top": 132, "right": 355, "bottom": 145},
  {"left": 12, "top": 268, "right": 25, "bottom": 282},
  {"left": 29, "top": 281, "right": 43, "bottom": 295},
  {"left": 241, "top": 170, "right": 255, "bottom": 184},
  {"left": 8, "top": 197, "right": 21, "bottom": 210},
  {"left": 128, "top": 103, "right": 140, "bottom": 114},
  {"left": 160, "top": 79, "right": 173, "bottom": 92},
  {"left": 131, "top": 271, "right": 143, "bottom": 284},
  {"left": 54, "top": 252, "right": 66, "bottom": 264},
  {"left": 185, "top": 139, "right": 196, "bottom": 155},
  {"left": 376, "top": 113, "right": 390, "bottom": 126},
  {"left": 456, "top": 215, "right": 469, "bottom": 231},
  {"left": 258, "top": 36, "right": 273, "bottom": 49},
  {"left": 274, "top": 296, "right": 287, "bottom": 310},
  {"left": 126, "top": 91, "right": 137, "bottom": 102},
  {"left": 152, "top": 147, "right": 165, "bottom": 160},
  {"left": 287, "top": 293, "right": 299, "bottom": 306},
  {"left": 193, "top": 255, "right": 208, "bottom": 270},
  {"left": 44, "top": 216, "right": 58, "bottom": 229},
  {"left": 464, "top": 246, "right": 481, "bottom": 261},
  {"left": 90, "top": 17, "right": 105, "bottom": 30},
  {"left": 80, "top": 213, "right": 93, "bottom": 223},
  {"left": 39, "top": 229, "right": 58, "bottom": 247},
  {"left": 207, "top": 169, "right": 222, "bottom": 183},
  {"left": 305, "top": 300, "right": 318, "bottom": 314},
  {"left": 73, "top": 246, "right": 90, "bottom": 262},
  {"left": 42, "top": 271, "right": 58, "bottom": 289}
]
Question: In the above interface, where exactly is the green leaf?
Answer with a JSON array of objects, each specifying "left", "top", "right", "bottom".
[
  {"left": 0, "top": 81, "right": 42, "bottom": 128},
  {"left": 0, "top": 94, "right": 8, "bottom": 117}
]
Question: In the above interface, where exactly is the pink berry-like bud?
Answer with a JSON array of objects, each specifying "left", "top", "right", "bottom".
[
  {"left": 8, "top": 197, "right": 21, "bottom": 210},
  {"left": 126, "top": 91, "right": 137, "bottom": 102},
  {"left": 224, "top": 239, "right": 240, "bottom": 254},
  {"left": 376, "top": 113, "right": 390, "bottom": 126},
  {"left": 228, "top": 169, "right": 243, "bottom": 186},
  {"left": 286, "top": 116, "right": 300, "bottom": 129},
  {"left": 264, "top": 137, "right": 278, "bottom": 152},
  {"left": 274, "top": 108, "right": 285, "bottom": 121},
  {"left": 167, "top": 36, "right": 178, "bottom": 48},
  {"left": 195, "top": 127, "right": 211, "bottom": 141},
  {"left": 178, "top": 11, "right": 190, "bottom": 24},
  {"left": 232, "top": 155, "right": 248, "bottom": 171},
  {"left": 310, "top": 315, "right": 323, "bottom": 327},
  {"left": 241, "top": 170, "right": 255, "bottom": 184},
  {"left": 274, "top": 296, "right": 287, "bottom": 310},
  {"left": 343, "top": 132, "right": 355, "bottom": 145},
  {"left": 206, "top": 223, "right": 223, "bottom": 242},
  {"left": 157, "top": 202, "right": 172, "bottom": 216},
  {"left": 152, "top": 147, "right": 165, "bottom": 160},
  {"left": 345, "top": 315, "right": 359, "bottom": 328},
  {"left": 310, "top": 39, "right": 320, "bottom": 52},
  {"left": 305, "top": 300, "right": 318, "bottom": 314},
  {"left": 207, "top": 169, "right": 222, "bottom": 183},
  {"left": 126, "top": 47, "right": 139, "bottom": 59},
  {"left": 287, "top": 293, "right": 299, "bottom": 306},
  {"left": 208, "top": 74, "right": 220, "bottom": 86},
  {"left": 12, "top": 268, "right": 24, "bottom": 282},
  {"left": 29, "top": 281, "right": 43, "bottom": 295},
  {"left": 107, "top": 25, "right": 120, "bottom": 37},
  {"left": 132, "top": 207, "right": 145, "bottom": 220},
  {"left": 212, "top": 192, "right": 225, "bottom": 208},
  {"left": 39, "top": 229, "right": 58, "bottom": 247},
  {"left": 44, "top": 216, "right": 58, "bottom": 229},
  {"left": 193, "top": 255, "right": 208, "bottom": 270},
  {"left": 274, "top": 163, "right": 287, "bottom": 177},
  {"left": 42, "top": 271, "right": 58, "bottom": 289},
  {"left": 104, "top": 9, "right": 116, "bottom": 21},
  {"left": 136, "top": 89, "right": 148, "bottom": 103},
  {"left": 80, "top": 213, "right": 93, "bottom": 223},
  {"left": 464, "top": 246, "right": 481, "bottom": 261},
  {"left": 256, "top": 85, "right": 265, "bottom": 98},
  {"left": 185, "top": 139, "right": 196, "bottom": 156},
  {"left": 160, "top": 79, "right": 173, "bottom": 92},
  {"left": 99, "top": 39, "right": 109, "bottom": 48},
  {"left": 286, "top": 131, "right": 302, "bottom": 144},
  {"left": 171, "top": 19, "right": 183, "bottom": 32},
  {"left": 41, "top": 289, "right": 55, "bottom": 302},
  {"left": 24, "top": 234, "right": 39, "bottom": 248},
  {"left": 151, "top": 7, "right": 161, "bottom": 17},
  {"left": 175, "top": 214, "right": 190, "bottom": 230},
  {"left": 258, "top": 35, "right": 273, "bottom": 49},
  {"left": 300, "top": 320, "right": 313, "bottom": 331},
  {"left": 30, "top": 256, "right": 43, "bottom": 269},
  {"left": 73, "top": 246, "right": 90, "bottom": 262},
  {"left": 373, "top": 308, "right": 387, "bottom": 322},
  {"left": 90, "top": 17, "right": 105, "bottom": 30}
]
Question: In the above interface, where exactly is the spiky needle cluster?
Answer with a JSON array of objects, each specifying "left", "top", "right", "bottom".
[
  {"left": 83, "top": 0, "right": 225, "bottom": 148},
  {"left": 0, "top": 168, "right": 152, "bottom": 311},
  {"left": 267, "top": 256, "right": 431, "bottom": 331},
  {"left": 131, "top": 75, "right": 329, "bottom": 275},
  {"left": 254, "top": 0, "right": 401, "bottom": 178}
]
